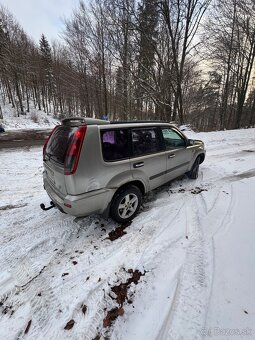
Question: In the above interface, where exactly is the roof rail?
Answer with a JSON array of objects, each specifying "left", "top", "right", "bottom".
[
  {"left": 62, "top": 117, "right": 110, "bottom": 126},
  {"left": 110, "top": 120, "right": 169, "bottom": 124}
]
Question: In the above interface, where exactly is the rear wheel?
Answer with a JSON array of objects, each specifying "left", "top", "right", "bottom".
[
  {"left": 110, "top": 185, "right": 142, "bottom": 223},
  {"left": 187, "top": 157, "right": 200, "bottom": 179}
]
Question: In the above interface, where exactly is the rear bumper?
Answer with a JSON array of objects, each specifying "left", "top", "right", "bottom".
[{"left": 43, "top": 175, "right": 115, "bottom": 217}]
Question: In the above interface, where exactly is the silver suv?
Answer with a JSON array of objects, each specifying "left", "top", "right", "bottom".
[{"left": 42, "top": 118, "right": 205, "bottom": 223}]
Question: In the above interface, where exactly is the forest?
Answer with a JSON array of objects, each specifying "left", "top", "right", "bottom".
[{"left": 0, "top": 0, "right": 255, "bottom": 131}]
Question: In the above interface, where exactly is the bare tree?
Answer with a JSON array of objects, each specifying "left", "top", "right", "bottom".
[
  {"left": 159, "top": 0, "right": 211, "bottom": 124},
  {"left": 204, "top": 0, "right": 255, "bottom": 129}
]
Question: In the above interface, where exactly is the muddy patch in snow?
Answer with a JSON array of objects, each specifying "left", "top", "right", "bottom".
[
  {"left": 110, "top": 269, "right": 145, "bottom": 306},
  {"left": 99, "top": 268, "right": 145, "bottom": 337},
  {"left": 23, "top": 319, "right": 32, "bottom": 334},
  {"left": 190, "top": 187, "right": 208, "bottom": 194},
  {"left": 167, "top": 185, "right": 209, "bottom": 195},
  {"left": 64, "top": 319, "right": 75, "bottom": 330},
  {"left": 107, "top": 221, "right": 132, "bottom": 241},
  {"left": 103, "top": 306, "right": 124, "bottom": 329}
]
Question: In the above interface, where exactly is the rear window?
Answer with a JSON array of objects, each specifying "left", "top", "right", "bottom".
[
  {"left": 101, "top": 129, "right": 129, "bottom": 161},
  {"left": 45, "top": 126, "right": 76, "bottom": 165}
]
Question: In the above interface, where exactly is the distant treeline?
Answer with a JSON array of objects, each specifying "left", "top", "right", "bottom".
[{"left": 0, "top": 0, "right": 255, "bottom": 131}]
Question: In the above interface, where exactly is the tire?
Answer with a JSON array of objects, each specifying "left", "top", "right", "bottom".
[
  {"left": 110, "top": 185, "right": 142, "bottom": 223},
  {"left": 187, "top": 157, "right": 200, "bottom": 179}
]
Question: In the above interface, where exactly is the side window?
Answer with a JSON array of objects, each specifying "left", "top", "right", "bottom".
[
  {"left": 132, "top": 128, "right": 161, "bottom": 157},
  {"left": 101, "top": 129, "right": 129, "bottom": 161},
  {"left": 162, "top": 128, "right": 186, "bottom": 149}
]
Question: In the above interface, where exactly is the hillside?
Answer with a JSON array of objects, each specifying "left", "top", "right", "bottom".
[{"left": 0, "top": 102, "right": 59, "bottom": 130}]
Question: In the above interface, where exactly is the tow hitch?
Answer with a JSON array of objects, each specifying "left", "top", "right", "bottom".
[{"left": 40, "top": 201, "right": 55, "bottom": 211}]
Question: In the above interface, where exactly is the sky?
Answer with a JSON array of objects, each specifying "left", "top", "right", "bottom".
[{"left": 0, "top": 0, "right": 81, "bottom": 43}]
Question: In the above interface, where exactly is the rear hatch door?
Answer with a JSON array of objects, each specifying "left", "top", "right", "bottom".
[{"left": 44, "top": 125, "right": 77, "bottom": 196}]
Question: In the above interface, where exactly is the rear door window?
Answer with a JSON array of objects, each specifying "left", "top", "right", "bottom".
[
  {"left": 45, "top": 126, "right": 76, "bottom": 165},
  {"left": 161, "top": 128, "right": 186, "bottom": 149},
  {"left": 101, "top": 129, "right": 129, "bottom": 161},
  {"left": 131, "top": 128, "right": 162, "bottom": 157}
]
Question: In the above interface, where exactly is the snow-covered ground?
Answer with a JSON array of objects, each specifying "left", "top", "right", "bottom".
[
  {"left": 0, "top": 102, "right": 59, "bottom": 130},
  {"left": 0, "top": 128, "right": 255, "bottom": 340}
]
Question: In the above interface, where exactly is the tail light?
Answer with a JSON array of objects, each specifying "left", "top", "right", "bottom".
[
  {"left": 43, "top": 126, "right": 59, "bottom": 159},
  {"left": 64, "top": 125, "right": 87, "bottom": 175}
]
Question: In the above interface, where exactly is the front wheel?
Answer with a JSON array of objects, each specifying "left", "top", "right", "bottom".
[
  {"left": 110, "top": 185, "right": 142, "bottom": 223},
  {"left": 187, "top": 157, "right": 200, "bottom": 179}
]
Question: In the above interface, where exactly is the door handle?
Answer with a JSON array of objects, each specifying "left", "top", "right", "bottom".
[
  {"left": 168, "top": 153, "right": 175, "bottom": 159},
  {"left": 133, "top": 162, "right": 144, "bottom": 168}
]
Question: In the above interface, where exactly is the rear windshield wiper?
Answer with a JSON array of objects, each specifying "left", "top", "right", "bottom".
[
  {"left": 45, "top": 152, "right": 64, "bottom": 165},
  {"left": 44, "top": 152, "right": 54, "bottom": 161}
]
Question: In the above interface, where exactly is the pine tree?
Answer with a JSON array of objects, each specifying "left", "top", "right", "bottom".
[
  {"left": 39, "top": 34, "right": 54, "bottom": 112},
  {"left": 39, "top": 34, "right": 52, "bottom": 65},
  {"left": 136, "top": 0, "right": 158, "bottom": 116}
]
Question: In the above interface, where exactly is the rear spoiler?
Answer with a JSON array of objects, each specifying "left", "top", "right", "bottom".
[{"left": 62, "top": 117, "right": 110, "bottom": 126}]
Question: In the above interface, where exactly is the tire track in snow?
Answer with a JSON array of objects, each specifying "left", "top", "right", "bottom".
[
  {"left": 0, "top": 218, "right": 87, "bottom": 339},
  {"left": 154, "top": 174, "right": 236, "bottom": 340},
  {"left": 156, "top": 191, "right": 214, "bottom": 340}
]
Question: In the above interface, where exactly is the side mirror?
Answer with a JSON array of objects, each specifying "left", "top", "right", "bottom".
[{"left": 188, "top": 139, "right": 194, "bottom": 146}]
